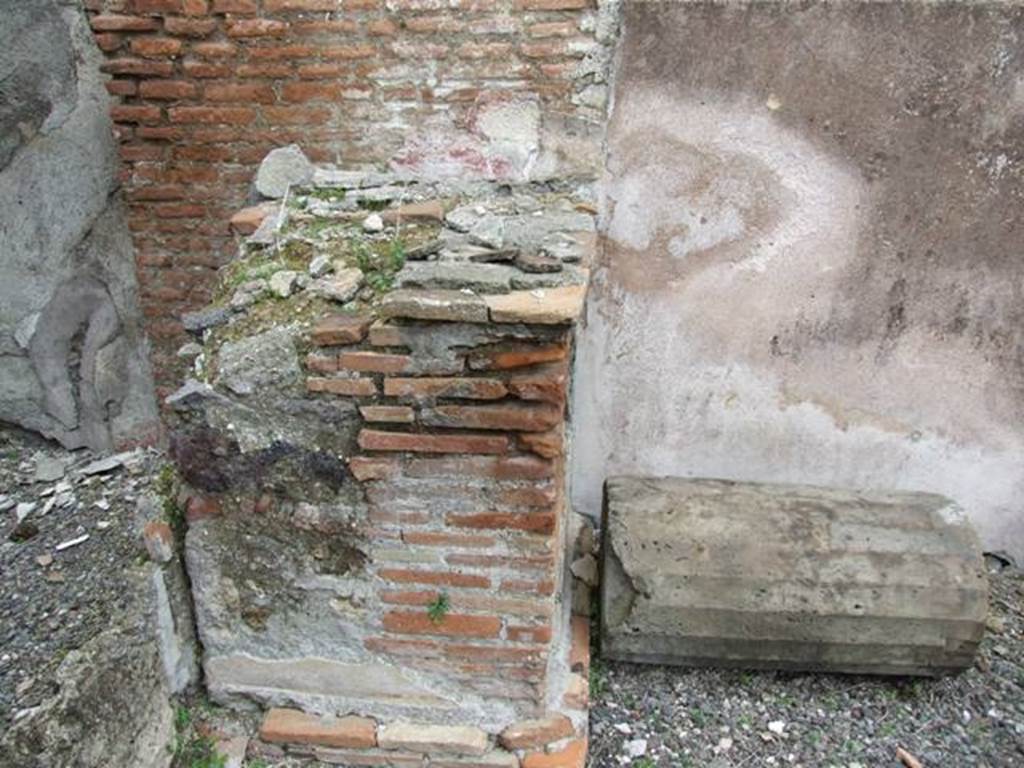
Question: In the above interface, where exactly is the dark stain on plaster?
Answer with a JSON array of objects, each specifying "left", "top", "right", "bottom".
[{"left": 617, "top": 3, "right": 1024, "bottom": 418}]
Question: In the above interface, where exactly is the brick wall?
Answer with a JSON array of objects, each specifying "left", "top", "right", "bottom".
[{"left": 83, "top": 0, "right": 615, "bottom": 392}]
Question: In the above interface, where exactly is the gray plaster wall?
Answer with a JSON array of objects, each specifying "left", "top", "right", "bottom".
[
  {"left": 574, "top": 2, "right": 1024, "bottom": 559},
  {"left": 0, "top": 0, "right": 158, "bottom": 451}
]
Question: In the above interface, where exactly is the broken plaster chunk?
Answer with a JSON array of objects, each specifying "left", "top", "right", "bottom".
[
  {"left": 269, "top": 270, "right": 299, "bottom": 299},
  {"left": 485, "top": 285, "right": 587, "bottom": 325},
  {"left": 310, "top": 267, "right": 364, "bottom": 304},
  {"left": 362, "top": 213, "right": 384, "bottom": 233},
  {"left": 379, "top": 289, "right": 489, "bottom": 323},
  {"left": 308, "top": 254, "right": 333, "bottom": 278},
  {"left": 255, "top": 144, "right": 314, "bottom": 199},
  {"left": 395, "top": 262, "right": 513, "bottom": 294}
]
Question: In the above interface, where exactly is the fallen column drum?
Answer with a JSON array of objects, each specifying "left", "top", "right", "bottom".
[{"left": 600, "top": 477, "right": 988, "bottom": 676}]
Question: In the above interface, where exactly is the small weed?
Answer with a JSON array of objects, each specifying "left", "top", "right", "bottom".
[
  {"left": 589, "top": 658, "right": 607, "bottom": 698},
  {"left": 156, "top": 464, "right": 185, "bottom": 544},
  {"left": 388, "top": 238, "right": 406, "bottom": 272},
  {"left": 308, "top": 187, "right": 346, "bottom": 201},
  {"left": 171, "top": 701, "right": 226, "bottom": 768},
  {"left": 633, "top": 758, "right": 656, "bottom": 768},
  {"left": 427, "top": 592, "right": 450, "bottom": 624},
  {"left": 690, "top": 707, "right": 707, "bottom": 728}
]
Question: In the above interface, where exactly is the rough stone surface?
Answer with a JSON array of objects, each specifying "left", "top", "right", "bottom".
[
  {"left": 380, "top": 290, "right": 489, "bottom": 324},
  {"left": 215, "top": 326, "right": 302, "bottom": 396},
  {"left": 575, "top": 2, "right": 1024, "bottom": 560},
  {"left": 255, "top": 144, "right": 314, "bottom": 199},
  {"left": 601, "top": 476, "right": 988, "bottom": 676},
  {"left": 377, "top": 722, "right": 489, "bottom": 755},
  {"left": 0, "top": 1, "right": 157, "bottom": 451},
  {"left": 486, "top": 286, "right": 587, "bottom": 325},
  {"left": 260, "top": 708, "right": 376, "bottom": 748}
]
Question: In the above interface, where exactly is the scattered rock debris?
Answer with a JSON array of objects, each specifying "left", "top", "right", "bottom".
[{"left": 590, "top": 565, "right": 1024, "bottom": 767}]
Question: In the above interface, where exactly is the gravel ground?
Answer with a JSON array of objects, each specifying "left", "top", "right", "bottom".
[
  {"left": 590, "top": 566, "right": 1024, "bottom": 768},
  {"left": 0, "top": 425, "right": 165, "bottom": 734}
]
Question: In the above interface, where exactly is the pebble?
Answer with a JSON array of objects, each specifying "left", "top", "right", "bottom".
[
  {"left": 624, "top": 739, "right": 647, "bottom": 758},
  {"left": 35, "top": 554, "right": 53, "bottom": 567},
  {"left": 362, "top": 213, "right": 384, "bottom": 232},
  {"left": 15, "top": 502, "right": 36, "bottom": 522}
]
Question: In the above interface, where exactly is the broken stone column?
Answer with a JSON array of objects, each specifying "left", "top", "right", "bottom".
[{"left": 601, "top": 477, "right": 988, "bottom": 676}]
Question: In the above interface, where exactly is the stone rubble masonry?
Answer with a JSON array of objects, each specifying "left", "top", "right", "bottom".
[{"left": 82, "top": 0, "right": 619, "bottom": 390}]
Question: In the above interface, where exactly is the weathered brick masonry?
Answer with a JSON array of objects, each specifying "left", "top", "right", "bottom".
[
  {"left": 169, "top": 172, "right": 597, "bottom": 765},
  {"left": 83, "top": 0, "right": 615, "bottom": 391}
]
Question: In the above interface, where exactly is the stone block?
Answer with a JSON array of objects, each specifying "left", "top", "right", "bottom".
[
  {"left": 485, "top": 286, "right": 586, "bottom": 325},
  {"left": 601, "top": 477, "right": 988, "bottom": 676},
  {"left": 499, "top": 715, "right": 574, "bottom": 750},
  {"left": 377, "top": 722, "right": 489, "bottom": 756},
  {"left": 380, "top": 289, "right": 490, "bottom": 323},
  {"left": 260, "top": 708, "right": 377, "bottom": 749}
]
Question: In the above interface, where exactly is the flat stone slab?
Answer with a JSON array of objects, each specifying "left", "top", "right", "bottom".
[{"left": 601, "top": 477, "right": 988, "bottom": 677}]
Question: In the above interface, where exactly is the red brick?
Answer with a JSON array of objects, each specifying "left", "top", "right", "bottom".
[
  {"left": 529, "top": 21, "right": 578, "bottom": 37},
  {"left": 164, "top": 16, "right": 218, "bottom": 35},
  {"left": 468, "top": 343, "right": 567, "bottom": 371},
  {"left": 383, "top": 611, "right": 501, "bottom": 639},
  {"left": 229, "top": 202, "right": 276, "bottom": 234},
  {"left": 500, "top": 578, "right": 555, "bottom": 596},
  {"left": 360, "top": 405, "right": 414, "bottom": 424},
  {"left": 131, "top": 36, "right": 184, "bottom": 57},
  {"left": 282, "top": 82, "right": 342, "bottom": 102},
  {"left": 500, "top": 715, "right": 574, "bottom": 750},
  {"left": 517, "top": 427, "right": 563, "bottom": 459},
  {"left": 182, "top": 60, "right": 231, "bottom": 77},
  {"left": 369, "top": 509, "right": 430, "bottom": 527},
  {"left": 457, "top": 42, "right": 513, "bottom": 59},
  {"left": 311, "top": 314, "right": 373, "bottom": 345},
  {"left": 121, "top": 143, "right": 166, "bottom": 161},
  {"left": 106, "top": 79, "right": 137, "bottom": 96},
  {"left": 402, "top": 532, "right": 496, "bottom": 549},
  {"left": 111, "top": 105, "right": 163, "bottom": 124},
  {"left": 91, "top": 14, "right": 161, "bottom": 31},
  {"left": 506, "top": 362, "right": 568, "bottom": 405},
  {"left": 569, "top": 615, "right": 589, "bottom": 674},
  {"left": 139, "top": 80, "right": 198, "bottom": 99},
  {"left": 306, "top": 353, "right": 337, "bottom": 373},
  {"left": 183, "top": 0, "right": 210, "bottom": 13},
  {"left": 293, "top": 19, "right": 359, "bottom": 35},
  {"left": 238, "top": 63, "right": 293, "bottom": 78},
  {"left": 94, "top": 32, "right": 124, "bottom": 52},
  {"left": 384, "top": 377, "right": 506, "bottom": 400},
  {"left": 364, "top": 636, "right": 444, "bottom": 658},
  {"left": 515, "top": 0, "right": 589, "bottom": 8},
  {"left": 249, "top": 44, "right": 315, "bottom": 60},
  {"left": 444, "top": 644, "right": 545, "bottom": 664},
  {"left": 447, "top": 554, "right": 553, "bottom": 572},
  {"left": 154, "top": 202, "right": 205, "bottom": 218},
  {"left": 378, "top": 568, "right": 490, "bottom": 589},
  {"left": 134, "top": 0, "right": 183, "bottom": 12},
  {"left": 446, "top": 513, "right": 555, "bottom": 534},
  {"left": 421, "top": 403, "right": 562, "bottom": 432},
  {"left": 322, "top": 44, "right": 377, "bottom": 60},
  {"left": 212, "top": 0, "right": 258, "bottom": 12},
  {"left": 193, "top": 41, "right": 237, "bottom": 58},
  {"left": 260, "top": 708, "right": 376, "bottom": 749},
  {"left": 101, "top": 58, "right": 175, "bottom": 76},
  {"left": 185, "top": 494, "right": 221, "bottom": 522},
  {"left": 522, "top": 738, "right": 587, "bottom": 768},
  {"left": 264, "top": 0, "right": 340, "bottom": 8},
  {"left": 358, "top": 430, "right": 510, "bottom": 455},
  {"left": 297, "top": 63, "right": 346, "bottom": 79},
  {"left": 338, "top": 351, "right": 411, "bottom": 374},
  {"left": 205, "top": 82, "right": 276, "bottom": 103},
  {"left": 405, "top": 455, "right": 553, "bottom": 481},
  {"left": 226, "top": 18, "right": 289, "bottom": 37},
  {"left": 507, "top": 624, "right": 553, "bottom": 644},
  {"left": 306, "top": 377, "right": 377, "bottom": 396},
  {"left": 367, "top": 18, "right": 397, "bottom": 36},
  {"left": 348, "top": 456, "right": 400, "bottom": 481},
  {"left": 168, "top": 106, "right": 255, "bottom": 123},
  {"left": 128, "top": 184, "right": 186, "bottom": 200}
]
